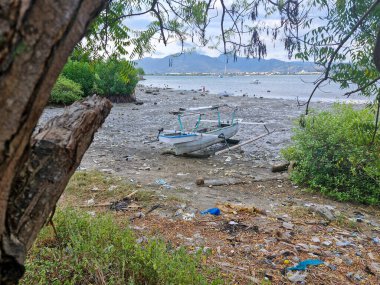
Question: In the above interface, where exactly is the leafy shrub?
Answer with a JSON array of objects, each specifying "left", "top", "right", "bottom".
[
  {"left": 94, "top": 59, "right": 139, "bottom": 97},
  {"left": 282, "top": 104, "right": 380, "bottom": 204},
  {"left": 22, "top": 209, "right": 224, "bottom": 285},
  {"left": 136, "top": 67, "right": 145, "bottom": 75},
  {"left": 50, "top": 75, "right": 83, "bottom": 105},
  {"left": 62, "top": 60, "right": 95, "bottom": 96}
]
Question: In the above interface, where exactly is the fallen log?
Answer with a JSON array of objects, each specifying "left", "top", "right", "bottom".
[
  {"left": 197, "top": 178, "right": 245, "bottom": 187},
  {"left": 271, "top": 162, "right": 290, "bottom": 173},
  {"left": 3, "top": 96, "right": 111, "bottom": 281}
]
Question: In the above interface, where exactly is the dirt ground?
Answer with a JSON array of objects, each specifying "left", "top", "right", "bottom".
[{"left": 40, "top": 86, "right": 380, "bottom": 284}]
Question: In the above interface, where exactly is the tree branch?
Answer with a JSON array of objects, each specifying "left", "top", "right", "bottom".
[
  {"left": 344, "top": 76, "right": 380, "bottom": 97},
  {"left": 305, "top": 0, "right": 380, "bottom": 114}
]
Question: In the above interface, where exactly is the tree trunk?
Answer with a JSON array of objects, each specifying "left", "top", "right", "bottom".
[
  {"left": 375, "top": 27, "right": 380, "bottom": 72},
  {"left": 2, "top": 96, "right": 112, "bottom": 283},
  {"left": 0, "top": 0, "right": 107, "bottom": 283}
]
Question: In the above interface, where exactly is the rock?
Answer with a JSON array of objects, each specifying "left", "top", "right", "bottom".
[
  {"left": 367, "top": 262, "right": 380, "bottom": 276},
  {"left": 134, "top": 101, "right": 144, "bottom": 105},
  {"left": 305, "top": 203, "right": 336, "bottom": 221},
  {"left": 322, "top": 240, "right": 332, "bottom": 247},
  {"left": 271, "top": 162, "right": 290, "bottom": 172},
  {"left": 311, "top": 237, "right": 320, "bottom": 243},
  {"left": 282, "top": 222, "right": 294, "bottom": 230},
  {"left": 195, "top": 177, "right": 205, "bottom": 185}
]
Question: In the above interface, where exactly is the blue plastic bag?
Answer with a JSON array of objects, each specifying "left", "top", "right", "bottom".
[
  {"left": 287, "top": 259, "right": 324, "bottom": 271},
  {"left": 200, "top": 207, "right": 221, "bottom": 216}
]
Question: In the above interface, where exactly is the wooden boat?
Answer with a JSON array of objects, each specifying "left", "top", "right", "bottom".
[{"left": 158, "top": 105, "right": 239, "bottom": 155}]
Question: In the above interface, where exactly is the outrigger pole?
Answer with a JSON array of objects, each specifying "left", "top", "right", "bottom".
[{"left": 214, "top": 126, "right": 275, "bottom": 155}]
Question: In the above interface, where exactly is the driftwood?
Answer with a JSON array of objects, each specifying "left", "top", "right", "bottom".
[
  {"left": 197, "top": 178, "right": 245, "bottom": 187},
  {"left": 2, "top": 96, "right": 111, "bottom": 283}
]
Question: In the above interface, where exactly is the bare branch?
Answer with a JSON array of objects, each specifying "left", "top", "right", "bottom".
[{"left": 344, "top": 76, "right": 380, "bottom": 97}]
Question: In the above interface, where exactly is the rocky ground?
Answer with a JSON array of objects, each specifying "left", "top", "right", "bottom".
[{"left": 40, "top": 86, "right": 380, "bottom": 284}]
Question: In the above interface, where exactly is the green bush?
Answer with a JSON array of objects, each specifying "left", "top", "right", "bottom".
[
  {"left": 50, "top": 75, "right": 83, "bottom": 105},
  {"left": 282, "top": 104, "right": 380, "bottom": 204},
  {"left": 62, "top": 60, "right": 96, "bottom": 96},
  {"left": 94, "top": 59, "right": 139, "bottom": 97},
  {"left": 22, "top": 209, "right": 224, "bottom": 285}
]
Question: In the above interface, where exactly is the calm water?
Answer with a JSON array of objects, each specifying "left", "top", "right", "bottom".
[{"left": 141, "top": 74, "right": 371, "bottom": 103}]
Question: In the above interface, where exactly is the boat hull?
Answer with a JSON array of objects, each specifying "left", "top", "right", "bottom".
[
  {"left": 172, "top": 124, "right": 239, "bottom": 155},
  {"left": 159, "top": 133, "right": 198, "bottom": 144}
]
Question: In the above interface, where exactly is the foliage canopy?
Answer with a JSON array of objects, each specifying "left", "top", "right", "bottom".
[{"left": 78, "top": 1, "right": 380, "bottom": 108}]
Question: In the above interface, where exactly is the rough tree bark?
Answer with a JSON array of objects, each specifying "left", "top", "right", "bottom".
[
  {"left": 3, "top": 96, "right": 111, "bottom": 283},
  {"left": 374, "top": 28, "right": 380, "bottom": 72},
  {"left": 0, "top": 0, "right": 107, "bottom": 283}
]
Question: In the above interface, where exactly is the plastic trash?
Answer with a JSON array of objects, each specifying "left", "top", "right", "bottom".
[
  {"left": 287, "top": 259, "right": 324, "bottom": 271},
  {"left": 182, "top": 213, "right": 195, "bottom": 221},
  {"left": 155, "top": 179, "right": 172, "bottom": 189},
  {"left": 156, "top": 178, "right": 167, "bottom": 185},
  {"left": 336, "top": 240, "right": 352, "bottom": 247},
  {"left": 287, "top": 271, "right": 307, "bottom": 283},
  {"left": 373, "top": 237, "right": 380, "bottom": 244},
  {"left": 200, "top": 207, "right": 221, "bottom": 216}
]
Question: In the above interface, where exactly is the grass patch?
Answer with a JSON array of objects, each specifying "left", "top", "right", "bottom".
[
  {"left": 63, "top": 170, "right": 155, "bottom": 207},
  {"left": 21, "top": 209, "right": 225, "bottom": 285}
]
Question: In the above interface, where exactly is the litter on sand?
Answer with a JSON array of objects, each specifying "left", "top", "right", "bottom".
[
  {"left": 200, "top": 207, "right": 221, "bottom": 216},
  {"left": 287, "top": 259, "right": 324, "bottom": 271},
  {"left": 216, "top": 202, "right": 266, "bottom": 215},
  {"left": 155, "top": 179, "right": 172, "bottom": 189}
]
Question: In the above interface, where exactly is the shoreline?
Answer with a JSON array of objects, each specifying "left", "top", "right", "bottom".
[
  {"left": 39, "top": 85, "right": 364, "bottom": 192},
  {"left": 139, "top": 75, "right": 374, "bottom": 104}
]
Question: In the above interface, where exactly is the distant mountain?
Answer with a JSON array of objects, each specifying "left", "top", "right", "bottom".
[{"left": 135, "top": 53, "right": 318, "bottom": 74}]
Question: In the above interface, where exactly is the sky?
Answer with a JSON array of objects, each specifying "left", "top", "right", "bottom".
[{"left": 123, "top": 1, "right": 325, "bottom": 61}]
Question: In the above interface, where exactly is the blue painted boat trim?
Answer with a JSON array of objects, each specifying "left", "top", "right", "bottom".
[{"left": 160, "top": 134, "right": 198, "bottom": 139}]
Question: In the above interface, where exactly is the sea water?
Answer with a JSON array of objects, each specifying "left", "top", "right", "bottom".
[{"left": 140, "top": 74, "right": 373, "bottom": 103}]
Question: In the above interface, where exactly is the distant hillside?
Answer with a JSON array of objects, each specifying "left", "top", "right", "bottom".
[{"left": 135, "top": 53, "right": 318, "bottom": 74}]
